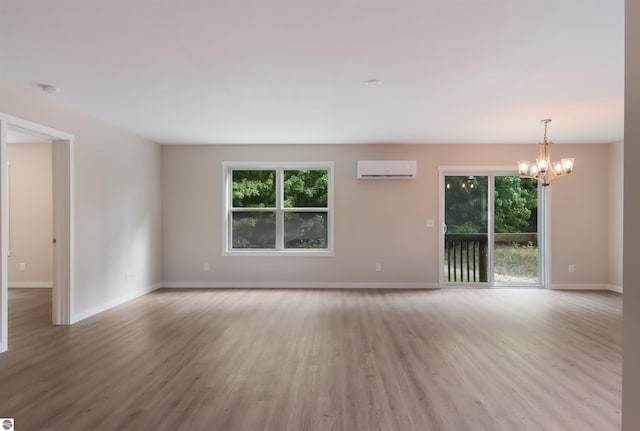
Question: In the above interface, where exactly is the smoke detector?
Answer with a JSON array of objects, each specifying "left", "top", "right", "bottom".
[{"left": 39, "top": 84, "right": 60, "bottom": 94}]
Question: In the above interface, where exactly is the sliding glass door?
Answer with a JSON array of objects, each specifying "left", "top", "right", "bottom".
[
  {"left": 442, "top": 171, "right": 542, "bottom": 287},
  {"left": 493, "top": 176, "right": 540, "bottom": 285}
]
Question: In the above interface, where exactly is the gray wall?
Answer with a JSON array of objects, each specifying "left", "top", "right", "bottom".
[
  {"left": 162, "top": 142, "right": 621, "bottom": 289},
  {"left": 608, "top": 141, "right": 624, "bottom": 289},
  {"left": 623, "top": 0, "right": 640, "bottom": 429}
]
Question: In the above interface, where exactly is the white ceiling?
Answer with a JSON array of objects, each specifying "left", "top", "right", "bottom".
[{"left": 0, "top": 0, "right": 625, "bottom": 145}]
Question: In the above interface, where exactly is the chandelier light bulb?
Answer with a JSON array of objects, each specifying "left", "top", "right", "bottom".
[{"left": 561, "top": 158, "right": 575, "bottom": 174}]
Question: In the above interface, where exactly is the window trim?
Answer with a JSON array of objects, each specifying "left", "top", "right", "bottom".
[{"left": 221, "top": 161, "right": 335, "bottom": 256}]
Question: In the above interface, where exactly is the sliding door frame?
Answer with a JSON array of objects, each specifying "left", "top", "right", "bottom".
[{"left": 438, "top": 166, "right": 549, "bottom": 288}]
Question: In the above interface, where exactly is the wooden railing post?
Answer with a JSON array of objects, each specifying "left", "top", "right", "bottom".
[{"left": 479, "top": 237, "right": 488, "bottom": 282}]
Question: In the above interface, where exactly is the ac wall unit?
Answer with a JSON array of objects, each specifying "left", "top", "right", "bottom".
[{"left": 357, "top": 160, "right": 417, "bottom": 179}]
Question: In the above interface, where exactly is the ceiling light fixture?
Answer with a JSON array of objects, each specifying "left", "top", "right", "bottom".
[
  {"left": 364, "top": 79, "right": 381, "bottom": 86},
  {"left": 517, "top": 119, "right": 575, "bottom": 186}
]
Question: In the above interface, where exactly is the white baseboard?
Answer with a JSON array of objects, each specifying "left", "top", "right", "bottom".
[
  {"left": 609, "top": 284, "right": 623, "bottom": 293},
  {"left": 161, "top": 281, "right": 440, "bottom": 289},
  {"left": 8, "top": 281, "right": 52, "bottom": 288},
  {"left": 551, "top": 283, "right": 623, "bottom": 293},
  {"left": 71, "top": 283, "right": 162, "bottom": 324}
]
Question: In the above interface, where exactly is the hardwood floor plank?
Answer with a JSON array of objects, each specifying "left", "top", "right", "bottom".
[{"left": 0, "top": 288, "right": 621, "bottom": 430}]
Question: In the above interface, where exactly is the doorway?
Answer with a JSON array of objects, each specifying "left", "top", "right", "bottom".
[
  {"left": 8, "top": 136, "right": 53, "bottom": 290},
  {"left": 0, "top": 113, "right": 74, "bottom": 352},
  {"left": 439, "top": 168, "right": 546, "bottom": 287}
]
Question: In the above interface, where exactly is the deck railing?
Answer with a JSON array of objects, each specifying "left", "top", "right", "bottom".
[
  {"left": 445, "top": 233, "right": 537, "bottom": 283},
  {"left": 445, "top": 233, "right": 488, "bottom": 282}
]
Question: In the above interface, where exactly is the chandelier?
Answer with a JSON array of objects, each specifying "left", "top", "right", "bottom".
[{"left": 517, "top": 119, "right": 575, "bottom": 186}]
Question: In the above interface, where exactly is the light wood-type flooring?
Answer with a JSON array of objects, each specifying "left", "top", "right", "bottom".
[{"left": 0, "top": 288, "right": 622, "bottom": 431}]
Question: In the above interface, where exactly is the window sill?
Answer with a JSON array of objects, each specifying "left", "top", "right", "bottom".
[{"left": 223, "top": 249, "right": 335, "bottom": 257}]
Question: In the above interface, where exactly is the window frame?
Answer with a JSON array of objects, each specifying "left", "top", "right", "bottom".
[{"left": 222, "top": 161, "right": 335, "bottom": 256}]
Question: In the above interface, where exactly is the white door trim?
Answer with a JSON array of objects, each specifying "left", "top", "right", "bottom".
[{"left": 0, "top": 113, "right": 74, "bottom": 352}]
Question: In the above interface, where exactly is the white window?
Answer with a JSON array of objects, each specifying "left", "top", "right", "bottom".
[{"left": 222, "top": 162, "right": 334, "bottom": 256}]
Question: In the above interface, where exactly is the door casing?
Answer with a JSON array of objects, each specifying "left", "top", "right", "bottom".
[{"left": 0, "top": 113, "right": 74, "bottom": 352}]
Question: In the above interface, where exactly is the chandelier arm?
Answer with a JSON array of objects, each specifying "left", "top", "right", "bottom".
[
  {"left": 518, "top": 173, "right": 549, "bottom": 186},
  {"left": 545, "top": 175, "right": 563, "bottom": 185}
]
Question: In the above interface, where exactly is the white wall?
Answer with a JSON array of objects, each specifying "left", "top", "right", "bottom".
[
  {"left": 7, "top": 142, "right": 53, "bottom": 287},
  {"left": 0, "top": 79, "right": 162, "bottom": 321},
  {"left": 548, "top": 143, "right": 611, "bottom": 288},
  {"left": 162, "top": 142, "right": 618, "bottom": 289}
]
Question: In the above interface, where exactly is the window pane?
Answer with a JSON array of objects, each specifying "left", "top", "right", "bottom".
[
  {"left": 283, "top": 170, "right": 328, "bottom": 208},
  {"left": 444, "top": 176, "right": 489, "bottom": 282},
  {"left": 444, "top": 175, "right": 489, "bottom": 234},
  {"left": 232, "top": 212, "right": 276, "bottom": 248},
  {"left": 232, "top": 170, "right": 276, "bottom": 208},
  {"left": 284, "top": 212, "right": 328, "bottom": 248}
]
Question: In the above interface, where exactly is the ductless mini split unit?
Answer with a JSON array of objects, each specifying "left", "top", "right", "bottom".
[{"left": 357, "top": 160, "right": 417, "bottom": 179}]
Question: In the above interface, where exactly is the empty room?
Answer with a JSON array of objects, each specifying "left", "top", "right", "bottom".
[{"left": 1, "top": 1, "right": 639, "bottom": 430}]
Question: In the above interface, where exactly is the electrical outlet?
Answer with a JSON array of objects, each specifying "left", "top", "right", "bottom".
[
  {"left": 568, "top": 264, "right": 575, "bottom": 273},
  {"left": 426, "top": 219, "right": 434, "bottom": 228},
  {"left": 126, "top": 271, "right": 133, "bottom": 281},
  {"left": 19, "top": 262, "right": 26, "bottom": 271},
  {"left": 203, "top": 263, "right": 210, "bottom": 271},
  {"left": 375, "top": 263, "right": 382, "bottom": 272}
]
